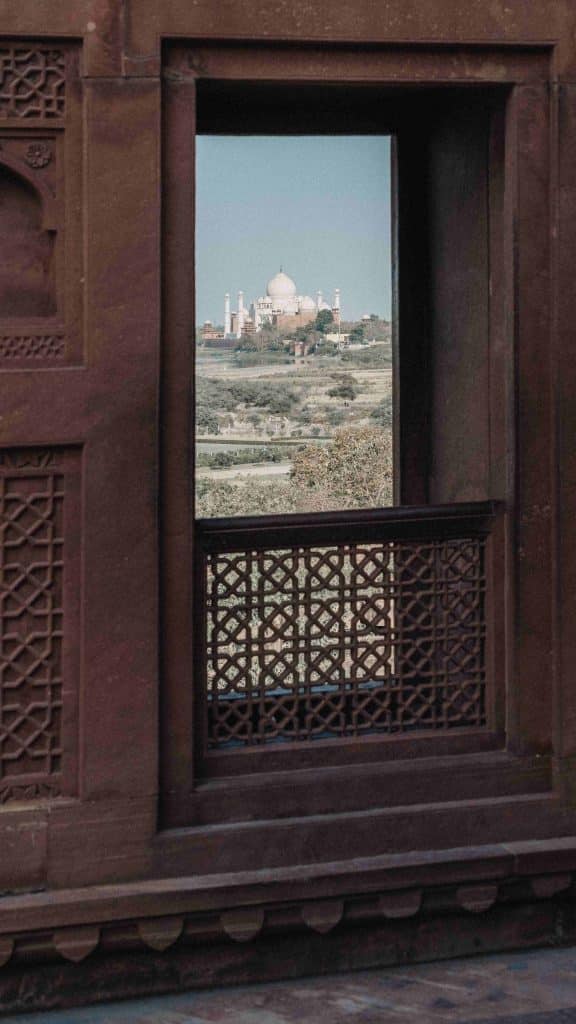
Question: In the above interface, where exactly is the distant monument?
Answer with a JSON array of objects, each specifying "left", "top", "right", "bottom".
[{"left": 223, "top": 269, "right": 341, "bottom": 339}]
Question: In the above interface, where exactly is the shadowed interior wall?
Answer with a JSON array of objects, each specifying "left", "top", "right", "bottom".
[{"left": 428, "top": 99, "right": 491, "bottom": 504}]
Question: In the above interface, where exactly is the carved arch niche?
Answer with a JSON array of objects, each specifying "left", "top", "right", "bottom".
[
  {"left": 0, "top": 161, "right": 56, "bottom": 318},
  {"left": 0, "top": 44, "right": 82, "bottom": 365}
]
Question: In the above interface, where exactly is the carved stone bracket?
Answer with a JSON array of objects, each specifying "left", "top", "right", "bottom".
[
  {"left": 221, "top": 908, "right": 265, "bottom": 942},
  {"left": 379, "top": 889, "right": 423, "bottom": 918},
  {"left": 53, "top": 927, "right": 100, "bottom": 963},
  {"left": 137, "top": 917, "right": 184, "bottom": 951},
  {"left": 456, "top": 884, "right": 499, "bottom": 913},
  {"left": 301, "top": 900, "right": 344, "bottom": 934}
]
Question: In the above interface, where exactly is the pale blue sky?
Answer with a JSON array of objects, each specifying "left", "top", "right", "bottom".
[{"left": 195, "top": 136, "right": 392, "bottom": 325}]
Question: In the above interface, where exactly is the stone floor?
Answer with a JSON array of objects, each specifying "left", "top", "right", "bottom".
[{"left": 7, "top": 947, "right": 576, "bottom": 1023}]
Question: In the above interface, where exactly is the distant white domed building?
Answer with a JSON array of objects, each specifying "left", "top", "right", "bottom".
[{"left": 224, "top": 269, "right": 341, "bottom": 338}]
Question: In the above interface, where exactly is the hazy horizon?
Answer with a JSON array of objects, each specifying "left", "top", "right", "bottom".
[{"left": 196, "top": 135, "right": 392, "bottom": 326}]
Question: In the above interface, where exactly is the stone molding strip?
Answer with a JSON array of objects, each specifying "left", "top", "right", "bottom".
[
  {"left": 0, "top": 837, "right": 574, "bottom": 971},
  {"left": 0, "top": 869, "right": 572, "bottom": 968},
  {"left": 0, "top": 334, "right": 65, "bottom": 360}
]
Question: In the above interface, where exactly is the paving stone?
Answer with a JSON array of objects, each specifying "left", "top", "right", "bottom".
[{"left": 6, "top": 947, "right": 576, "bottom": 1024}]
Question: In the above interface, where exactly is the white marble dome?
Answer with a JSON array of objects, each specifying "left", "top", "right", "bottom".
[
  {"left": 299, "top": 295, "right": 316, "bottom": 311},
  {"left": 266, "top": 270, "right": 297, "bottom": 300}
]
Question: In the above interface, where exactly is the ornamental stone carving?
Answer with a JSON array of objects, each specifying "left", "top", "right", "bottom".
[{"left": 24, "top": 142, "right": 52, "bottom": 168}]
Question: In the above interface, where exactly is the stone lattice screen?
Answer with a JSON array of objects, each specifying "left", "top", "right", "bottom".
[
  {"left": 197, "top": 508, "right": 493, "bottom": 751},
  {"left": 0, "top": 448, "right": 80, "bottom": 803},
  {"left": 0, "top": 47, "right": 66, "bottom": 119}
]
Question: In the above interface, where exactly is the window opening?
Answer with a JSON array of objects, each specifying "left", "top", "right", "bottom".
[
  {"left": 194, "top": 135, "right": 393, "bottom": 520},
  {"left": 188, "top": 115, "right": 494, "bottom": 757}
]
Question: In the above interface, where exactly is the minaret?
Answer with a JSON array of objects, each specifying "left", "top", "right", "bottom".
[
  {"left": 316, "top": 290, "right": 323, "bottom": 311},
  {"left": 332, "top": 287, "right": 341, "bottom": 326},
  {"left": 224, "top": 293, "right": 231, "bottom": 336},
  {"left": 237, "top": 290, "right": 245, "bottom": 338}
]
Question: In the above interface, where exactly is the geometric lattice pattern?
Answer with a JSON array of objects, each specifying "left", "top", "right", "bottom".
[
  {"left": 0, "top": 470, "right": 64, "bottom": 796},
  {"left": 206, "top": 538, "right": 487, "bottom": 748},
  {"left": 0, "top": 47, "right": 65, "bottom": 119},
  {"left": 0, "top": 335, "right": 65, "bottom": 360}
]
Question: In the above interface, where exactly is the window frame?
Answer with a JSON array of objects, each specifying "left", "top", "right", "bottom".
[{"left": 160, "top": 42, "right": 551, "bottom": 832}]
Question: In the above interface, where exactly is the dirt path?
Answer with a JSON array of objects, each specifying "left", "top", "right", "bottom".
[{"left": 196, "top": 462, "right": 291, "bottom": 481}]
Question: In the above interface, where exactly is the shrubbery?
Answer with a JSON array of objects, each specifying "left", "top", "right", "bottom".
[
  {"left": 327, "top": 378, "right": 358, "bottom": 402},
  {"left": 196, "top": 425, "right": 393, "bottom": 517},
  {"left": 196, "top": 377, "right": 300, "bottom": 432},
  {"left": 196, "top": 447, "right": 286, "bottom": 469},
  {"left": 370, "top": 393, "right": 393, "bottom": 428},
  {"left": 341, "top": 344, "right": 392, "bottom": 368},
  {"left": 291, "top": 425, "right": 393, "bottom": 510},
  {"left": 233, "top": 352, "right": 291, "bottom": 368},
  {"left": 196, "top": 407, "right": 220, "bottom": 434},
  {"left": 196, "top": 479, "right": 299, "bottom": 518}
]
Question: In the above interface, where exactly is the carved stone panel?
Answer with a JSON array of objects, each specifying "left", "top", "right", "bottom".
[
  {"left": 0, "top": 45, "right": 81, "bottom": 367},
  {"left": 0, "top": 334, "right": 65, "bottom": 361},
  {"left": 0, "top": 48, "right": 66, "bottom": 121},
  {"left": 0, "top": 447, "right": 80, "bottom": 803}
]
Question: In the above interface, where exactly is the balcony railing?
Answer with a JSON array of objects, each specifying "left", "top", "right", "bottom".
[{"left": 194, "top": 502, "right": 499, "bottom": 751}]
